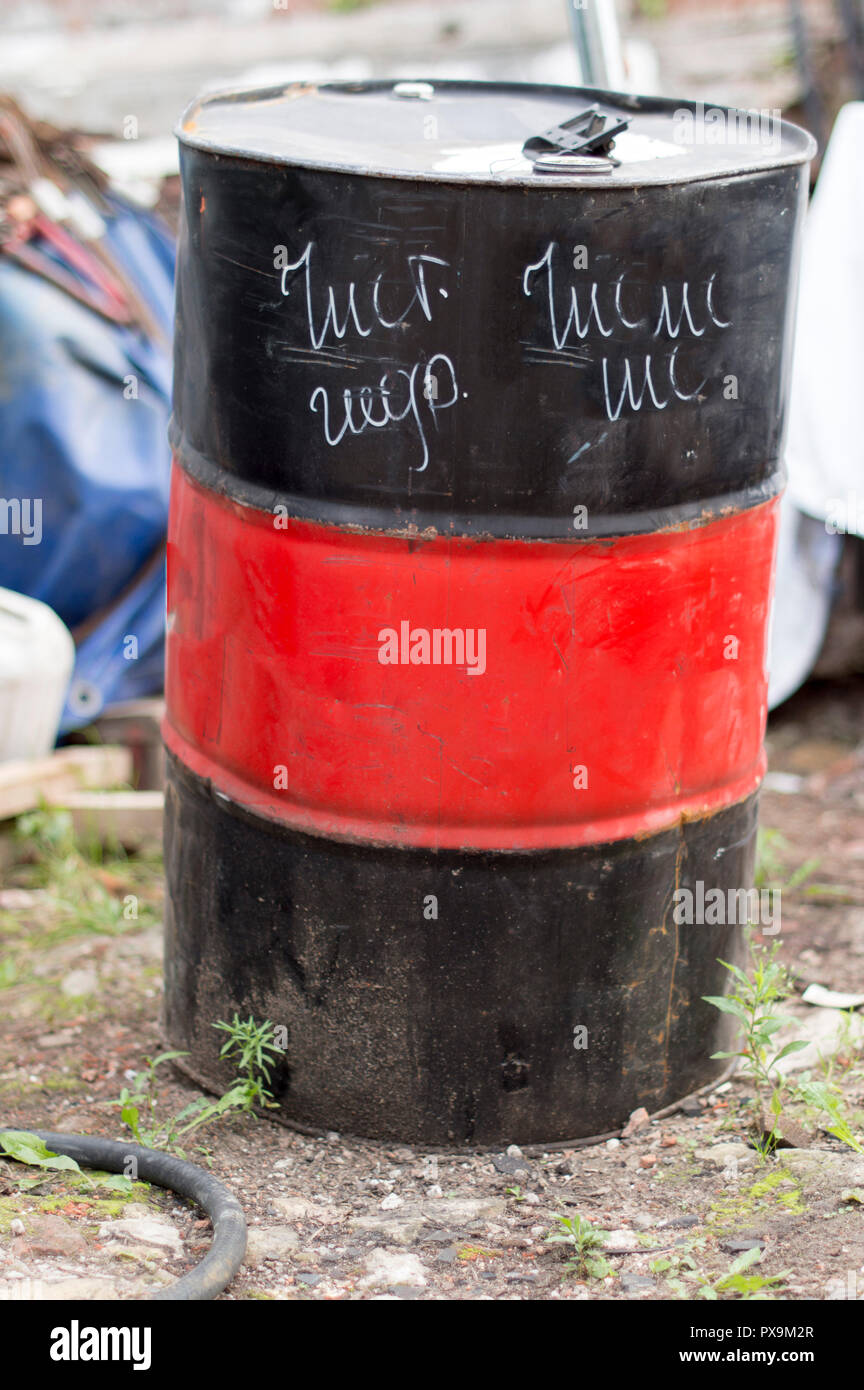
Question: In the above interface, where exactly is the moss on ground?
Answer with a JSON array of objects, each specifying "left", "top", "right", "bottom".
[{"left": 707, "top": 1164, "right": 805, "bottom": 1234}]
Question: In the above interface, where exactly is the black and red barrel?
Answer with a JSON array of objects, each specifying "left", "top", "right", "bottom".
[{"left": 163, "top": 82, "right": 814, "bottom": 1144}]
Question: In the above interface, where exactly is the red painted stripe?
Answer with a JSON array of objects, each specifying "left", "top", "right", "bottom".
[{"left": 165, "top": 465, "right": 778, "bottom": 851}]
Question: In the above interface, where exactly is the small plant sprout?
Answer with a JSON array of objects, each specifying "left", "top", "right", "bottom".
[
  {"left": 794, "top": 1078, "right": 864, "bottom": 1155},
  {"left": 114, "top": 1016, "right": 280, "bottom": 1155},
  {"left": 116, "top": 1051, "right": 191, "bottom": 1148},
  {"left": 704, "top": 940, "right": 808, "bottom": 1147},
  {"left": 545, "top": 1212, "right": 612, "bottom": 1280},
  {"left": 652, "top": 1245, "right": 789, "bottom": 1300},
  {"left": 212, "top": 1013, "right": 282, "bottom": 1112},
  {"left": 705, "top": 1247, "right": 790, "bottom": 1300},
  {"left": 754, "top": 828, "right": 819, "bottom": 892}
]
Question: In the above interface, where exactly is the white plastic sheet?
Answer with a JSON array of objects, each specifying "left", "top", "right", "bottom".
[
  {"left": 786, "top": 102, "right": 864, "bottom": 533},
  {"left": 767, "top": 105, "right": 864, "bottom": 705}
]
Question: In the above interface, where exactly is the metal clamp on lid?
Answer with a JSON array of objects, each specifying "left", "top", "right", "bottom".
[{"left": 523, "top": 106, "right": 629, "bottom": 174}]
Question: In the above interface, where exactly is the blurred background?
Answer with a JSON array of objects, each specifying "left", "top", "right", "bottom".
[{"left": 0, "top": 0, "right": 859, "bottom": 222}]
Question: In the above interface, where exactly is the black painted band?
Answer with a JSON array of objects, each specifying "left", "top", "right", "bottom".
[
  {"left": 171, "top": 424, "right": 783, "bottom": 539},
  {"left": 173, "top": 150, "right": 806, "bottom": 530},
  {"left": 164, "top": 749, "right": 760, "bottom": 1145}
]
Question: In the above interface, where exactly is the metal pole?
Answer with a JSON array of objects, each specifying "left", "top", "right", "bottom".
[{"left": 565, "top": 0, "right": 626, "bottom": 90}]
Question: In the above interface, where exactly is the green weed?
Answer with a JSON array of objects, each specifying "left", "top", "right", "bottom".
[
  {"left": 704, "top": 940, "right": 808, "bottom": 1147},
  {"left": 113, "top": 1017, "right": 280, "bottom": 1155},
  {"left": 545, "top": 1212, "right": 612, "bottom": 1281},
  {"left": 0, "top": 1129, "right": 133, "bottom": 1194}
]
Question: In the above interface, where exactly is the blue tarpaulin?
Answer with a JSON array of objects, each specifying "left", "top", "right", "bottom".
[{"left": 0, "top": 196, "right": 174, "bottom": 732}]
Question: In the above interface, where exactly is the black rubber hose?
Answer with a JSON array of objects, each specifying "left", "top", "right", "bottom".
[{"left": 0, "top": 1128, "right": 246, "bottom": 1301}]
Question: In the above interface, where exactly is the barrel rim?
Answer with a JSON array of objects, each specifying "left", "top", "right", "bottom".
[
  {"left": 169, "top": 419, "right": 785, "bottom": 541},
  {"left": 163, "top": 740, "right": 766, "bottom": 859},
  {"left": 175, "top": 78, "right": 817, "bottom": 188}
]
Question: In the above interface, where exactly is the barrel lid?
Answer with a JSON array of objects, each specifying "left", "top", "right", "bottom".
[{"left": 177, "top": 79, "right": 815, "bottom": 186}]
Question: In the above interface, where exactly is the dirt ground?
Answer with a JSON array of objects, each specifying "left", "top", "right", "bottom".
[{"left": 1, "top": 678, "right": 864, "bottom": 1302}]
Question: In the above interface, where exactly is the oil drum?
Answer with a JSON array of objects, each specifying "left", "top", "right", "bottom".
[{"left": 164, "top": 82, "right": 814, "bottom": 1144}]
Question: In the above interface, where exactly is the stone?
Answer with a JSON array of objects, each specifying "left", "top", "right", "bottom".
[
  {"left": 422, "top": 1196, "right": 505, "bottom": 1223},
  {"left": 351, "top": 1212, "right": 428, "bottom": 1246},
  {"left": 13, "top": 1215, "right": 87, "bottom": 1257},
  {"left": 270, "top": 1196, "right": 344, "bottom": 1223},
  {"left": 679, "top": 1098, "right": 703, "bottom": 1117},
  {"left": 620, "top": 1273, "right": 656, "bottom": 1293},
  {"left": 750, "top": 1112, "right": 812, "bottom": 1150},
  {"left": 102, "top": 1242, "right": 165, "bottom": 1264},
  {"left": 495, "top": 1231, "right": 532, "bottom": 1249},
  {"left": 779, "top": 1149, "right": 864, "bottom": 1193},
  {"left": 97, "top": 1216, "right": 183, "bottom": 1255},
  {"left": 0, "top": 1276, "right": 120, "bottom": 1300},
  {"left": 359, "top": 1248, "right": 428, "bottom": 1289},
  {"left": 492, "top": 1153, "right": 531, "bottom": 1176},
  {"left": 693, "top": 1142, "right": 756, "bottom": 1171},
  {"left": 604, "top": 1229, "right": 641, "bottom": 1252},
  {"left": 379, "top": 1192, "right": 403, "bottom": 1210},
  {"left": 631, "top": 1214, "right": 656, "bottom": 1231},
  {"left": 0, "top": 890, "right": 38, "bottom": 910},
  {"left": 36, "top": 1030, "right": 78, "bottom": 1049},
  {"left": 621, "top": 1107, "right": 650, "bottom": 1139},
  {"left": 243, "top": 1226, "right": 301, "bottom": 1265},
  {"left": 776, "top": 1009, "right": 864, "bottom": 1077},
  {"left": 60, "top": 967, "right": 98, "bottom": 998}
]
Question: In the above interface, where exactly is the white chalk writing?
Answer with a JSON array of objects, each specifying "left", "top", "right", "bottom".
[
  {"left": 281, "top": 241, "right": 450, "bottom": 349},
  {"left": 310, "top": 354, "right": 458, "bottom": 474},
  {"left": 522, "top": 240, "right": 731, "bottom": 422},
  {"left": 279, "top": 240, "right": 457, "bottom": 468}
]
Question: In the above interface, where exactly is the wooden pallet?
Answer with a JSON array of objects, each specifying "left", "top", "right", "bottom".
[
  {"left": 0, "top": 746, "right": 133, "bottom": 822},
  {"left": 0, "top": 745, "right": 164, "bottom": 851}
]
